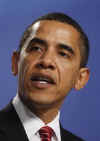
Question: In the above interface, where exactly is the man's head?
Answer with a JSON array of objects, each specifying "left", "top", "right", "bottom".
[
  {"left": 12, "top": 12, "right": 90, "bottom": 111},
  {"left": 19, "top": 12, "right": 89, "bottom": 68}
]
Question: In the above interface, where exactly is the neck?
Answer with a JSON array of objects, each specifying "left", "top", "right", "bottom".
[
  {"left": 18, "top": 93, "right": 63, "bottom": 124},
  {"left": 19, "top": 97, "right": 61, "bottom": 124},
  {"left": 27, "top": 102, "right": 60, "bottom": 124},
  {"left": 32, "top": 106, "right": 59, "bottom": 124}
]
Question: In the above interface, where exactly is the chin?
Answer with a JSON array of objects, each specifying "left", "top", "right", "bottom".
[{"left": 24, "top": 93, "right": 56, "bottom": 107}]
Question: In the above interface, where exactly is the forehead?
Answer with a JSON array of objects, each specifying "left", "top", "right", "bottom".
[{"left": 31, "top": 20, "right": 80, "bottom": 48}]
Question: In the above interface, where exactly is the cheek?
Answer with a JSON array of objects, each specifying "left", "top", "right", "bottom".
[
  {"left": 18, "top": 54, "right": 38, "bottom": 74},
  {"left": 58, "top": 62, "right": 79, "bottom": 91},
  {"left": 18, "top": 55, "right": 40, "bottom": 88},
  {"left": 18, "top": 56, "right": 30, "bottom": 86}
]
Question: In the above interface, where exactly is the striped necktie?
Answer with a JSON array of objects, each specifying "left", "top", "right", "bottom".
[{"left": 39, "top": 126, "right": 54, "bottom": 141}]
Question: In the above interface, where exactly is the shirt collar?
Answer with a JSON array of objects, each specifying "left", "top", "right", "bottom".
[{"left": 12, "top": 94, "right": 61, "bottom": 141}]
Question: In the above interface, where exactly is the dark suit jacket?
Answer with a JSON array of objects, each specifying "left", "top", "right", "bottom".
[{"left": 0, "top": 102, "right": 84, "bottom": 141}]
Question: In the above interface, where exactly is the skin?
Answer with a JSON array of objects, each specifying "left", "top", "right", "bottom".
[{"left": 12, "top": 20, "right": 90, "bottom": 123}]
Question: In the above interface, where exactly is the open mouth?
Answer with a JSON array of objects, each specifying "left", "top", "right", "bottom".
[{"left": 30, "top": 73, "right": 55, "bottom": 88}]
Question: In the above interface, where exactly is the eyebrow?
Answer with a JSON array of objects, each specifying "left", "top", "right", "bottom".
[
  {"left": 29, "top": 37, "right": 47, "bottom": 47},
  {"left": 58, "top": 43, "right": 75, "bottom": 55},
  {"left": 28, "top": 37, "right": 74, "bottom": 55}
]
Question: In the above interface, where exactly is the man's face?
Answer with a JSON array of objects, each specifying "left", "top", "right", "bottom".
[{"left": 12, "top": 20, "right": 84, "bottom": 109}]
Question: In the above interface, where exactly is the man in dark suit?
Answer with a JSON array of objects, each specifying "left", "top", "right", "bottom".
[{"left": 0, "top": 12, "right": 90, "bottom": 141}]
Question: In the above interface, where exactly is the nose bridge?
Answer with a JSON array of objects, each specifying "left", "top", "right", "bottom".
[
  {"left": 38, "top": 46, "right": 56, "bottom": 69},
  {"left": 41, "top": 46, "right": 54, "bottom": 60}
]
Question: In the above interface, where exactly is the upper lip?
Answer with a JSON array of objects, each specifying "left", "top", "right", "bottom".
[{"left": 30, "top": 72, "right": 56, "bottom": 84}]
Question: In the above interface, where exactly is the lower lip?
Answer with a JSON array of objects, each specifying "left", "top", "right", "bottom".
[{"left": 31, "top": 81, "right": 54, "bottom": 89}]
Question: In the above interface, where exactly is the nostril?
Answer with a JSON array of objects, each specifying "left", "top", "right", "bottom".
[
  {"left": 36, "top": 62, "right": 55, "bottom": 70},
  {"left": 49, "top": 65, "right": 54, "bottom": 70},
  {"left": 36, "top": 63, "right": 44, "bottom": 69}
]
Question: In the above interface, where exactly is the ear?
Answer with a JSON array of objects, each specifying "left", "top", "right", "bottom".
[
  {"left": 74, "top": 67, "right": 90, "bottom": 90},
  {"left": 11, "top": 51, "right": 19, "bottom": 76}
]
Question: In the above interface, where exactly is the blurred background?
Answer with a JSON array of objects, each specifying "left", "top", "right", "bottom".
[{"left": 0, "top": 0, "right": 100, "bottom": 140}]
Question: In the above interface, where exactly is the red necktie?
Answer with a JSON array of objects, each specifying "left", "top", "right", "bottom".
[{"left": 39, "top": 126, "right": 54, "bottom": 141}]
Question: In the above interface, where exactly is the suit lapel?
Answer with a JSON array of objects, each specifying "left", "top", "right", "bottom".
[
  {"left": 60, "top": 124, "right": 67, "bottom": 141},
  {"left": 1, "top": 102, "right": 29, "bottom": 141},
  {"left": 60, "top": 123, "right": 73, "bottom": 141},
  {"left": 60, "top": 124, "right": 84, "bottom": 141}
]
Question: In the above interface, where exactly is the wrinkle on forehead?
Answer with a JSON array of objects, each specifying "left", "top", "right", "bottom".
[
  {"left": 20, "top": 20, "right": 81, "bottom": 61},
  {"left": 35, "top": 20, "right": 80, "bottom": 49}
]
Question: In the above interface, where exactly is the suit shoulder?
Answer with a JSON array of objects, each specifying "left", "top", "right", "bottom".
[
  {"left": 0, "top": 128, "right": 8, "bottom": 141},
  {"left": 0, "top": 107, "right": 9, "bottom": 127},
  {"left": 61, "top": 127, "right": 85, "bottom": 141},
  {"left": 0, "top": 110, "right": 9, "bottom": 141},
  {"left": 0, "top": 103, "right": 15, "bottom": 126}
]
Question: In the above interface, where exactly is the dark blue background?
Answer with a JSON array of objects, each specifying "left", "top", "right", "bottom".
[{"left": 0, "top": 0, "right": 100, "bottom": 140}]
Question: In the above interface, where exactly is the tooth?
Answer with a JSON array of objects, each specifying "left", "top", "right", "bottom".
[{"left": 39, "top": 81, "right": 47, "bottom": 84}]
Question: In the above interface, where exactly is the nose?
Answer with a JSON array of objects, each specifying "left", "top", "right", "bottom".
[{"left": 35, "top": 50, "right": 56, "bottom": 70}]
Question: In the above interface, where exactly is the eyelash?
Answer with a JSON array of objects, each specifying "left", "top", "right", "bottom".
[
  {"left": 28, "top": 46, "right": 70, "bottom": 58},
  {"left": 29, "top": 46, "right": 42, "bottom": 52},
  {"left": 59, "top": 51, "right": 70, "bottom": 58}
]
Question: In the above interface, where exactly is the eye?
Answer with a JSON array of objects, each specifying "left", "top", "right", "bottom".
[
  {"left": 59, "top": 51, "right": 70, "bottom": 58},
  {"left": 29, "top": 46, "right": 42, "bottom": 52}
]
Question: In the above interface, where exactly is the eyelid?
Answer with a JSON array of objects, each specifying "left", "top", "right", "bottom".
[
  {"left": 58, "top": 44, "right": 74, "bottom": 56},
  {"left": 58, "top": 51, "right": 71, "bottom": 58},
  {"left": 26, "top": 43, "right": 43, "bottom": 52}
]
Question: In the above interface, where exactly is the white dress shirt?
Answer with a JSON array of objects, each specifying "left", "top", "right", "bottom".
[{"left": 12, "top": 94, "right": 61, "bottom": 141}]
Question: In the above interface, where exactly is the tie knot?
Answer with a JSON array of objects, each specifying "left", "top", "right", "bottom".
[{"left": 39, "top": 126, "right": 54, "bottom": 141}]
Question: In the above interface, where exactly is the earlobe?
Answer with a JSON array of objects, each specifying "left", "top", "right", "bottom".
[
  {"left": 12, "top": 51, "right": 19, "bottom": 76},
  {"left": 74, "top": 67, "right": 90, "bottom": 90}
]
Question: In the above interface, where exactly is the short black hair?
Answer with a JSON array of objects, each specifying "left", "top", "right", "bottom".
[{"left": 18, "top": 12, "right": 90, "bottom": 67}]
